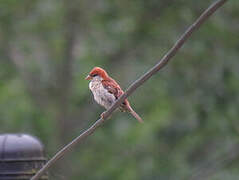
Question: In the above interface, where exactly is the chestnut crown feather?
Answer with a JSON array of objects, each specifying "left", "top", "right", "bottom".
[{"left": 89, "top": 67, "right": 108, "bottom": 79}]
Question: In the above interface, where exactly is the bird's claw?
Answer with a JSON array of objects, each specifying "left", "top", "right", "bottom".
[
  {"left": 101, "top": 112, "right": 106, "bottom": 119},
  {"left": 101, "top": 111, "right": 112, "bottom": 119}
]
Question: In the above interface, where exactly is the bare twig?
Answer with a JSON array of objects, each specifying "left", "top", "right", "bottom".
[{"left": 31, "top": 0, "right": 228, "bottom": 179}]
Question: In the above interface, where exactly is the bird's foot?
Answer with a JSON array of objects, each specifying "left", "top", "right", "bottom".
[
  {"left": 101, "top": 111, "right": 107, "bottom": 119},
  {"left": 101, "top": 111, "right": 112, "bottom": 119}
]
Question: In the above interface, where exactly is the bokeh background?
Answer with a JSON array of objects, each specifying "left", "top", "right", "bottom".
[{"left": 0, "top": 0, "right": 238, "bottom": 179}]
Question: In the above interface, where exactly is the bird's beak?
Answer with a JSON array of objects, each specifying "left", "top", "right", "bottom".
[{"left": 85, "top": 75, "right": 92, "bottom": 80}]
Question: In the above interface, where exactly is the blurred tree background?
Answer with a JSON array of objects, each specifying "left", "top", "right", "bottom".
[{"left": 0, "top": 0, "right": 238, "bottom": 179}]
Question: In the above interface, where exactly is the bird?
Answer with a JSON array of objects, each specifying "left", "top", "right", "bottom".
[{"left": 85, "top": 67, "right": 143, "bottom": 123}]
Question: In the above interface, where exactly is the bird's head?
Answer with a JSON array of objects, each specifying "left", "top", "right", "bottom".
[{"left": 85, "top": 67, "right": 108, "bottom": 80}]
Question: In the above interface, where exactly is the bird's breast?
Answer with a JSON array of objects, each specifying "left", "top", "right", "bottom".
[{"left": 89, "top": 80, "right": 116, "bottom": 109}]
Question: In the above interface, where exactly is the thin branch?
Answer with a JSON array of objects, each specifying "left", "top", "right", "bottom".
[{"left": 31, "top": 0, "right": 228, "bottom": 179}]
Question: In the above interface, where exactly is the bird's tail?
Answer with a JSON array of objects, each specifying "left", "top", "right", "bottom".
[{"left": 128, "top": 106, "right": 143, "bottom": 123}]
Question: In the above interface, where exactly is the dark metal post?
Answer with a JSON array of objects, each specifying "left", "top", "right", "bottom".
[{"left": 0, "top": 134, "right": 48, "bottom": 180}]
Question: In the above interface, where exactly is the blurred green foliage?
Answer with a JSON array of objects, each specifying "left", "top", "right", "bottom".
[{"left": 0, "top": 0, "right": 238, "bottom": 179}]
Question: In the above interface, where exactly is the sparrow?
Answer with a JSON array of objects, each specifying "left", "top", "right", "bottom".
[{"left": 85, "top": 67, "right": 143, "bottom": 123}]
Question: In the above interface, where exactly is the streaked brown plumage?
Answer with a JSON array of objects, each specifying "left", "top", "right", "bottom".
[{"left": 85, "top": 67, "right": 143, "bottom": 123}]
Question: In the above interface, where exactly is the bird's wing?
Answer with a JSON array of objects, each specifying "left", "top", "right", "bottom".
[
  {"left": 102, "top": 79, "right": 135, "bottom": 114},
  {"left": 101, "top": 79, "right": 124, "bottom": 99}
]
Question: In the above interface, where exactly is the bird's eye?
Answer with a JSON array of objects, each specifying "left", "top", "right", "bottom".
[{"left": 92, "top": 74, "right": 97, "bottom": 77}]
